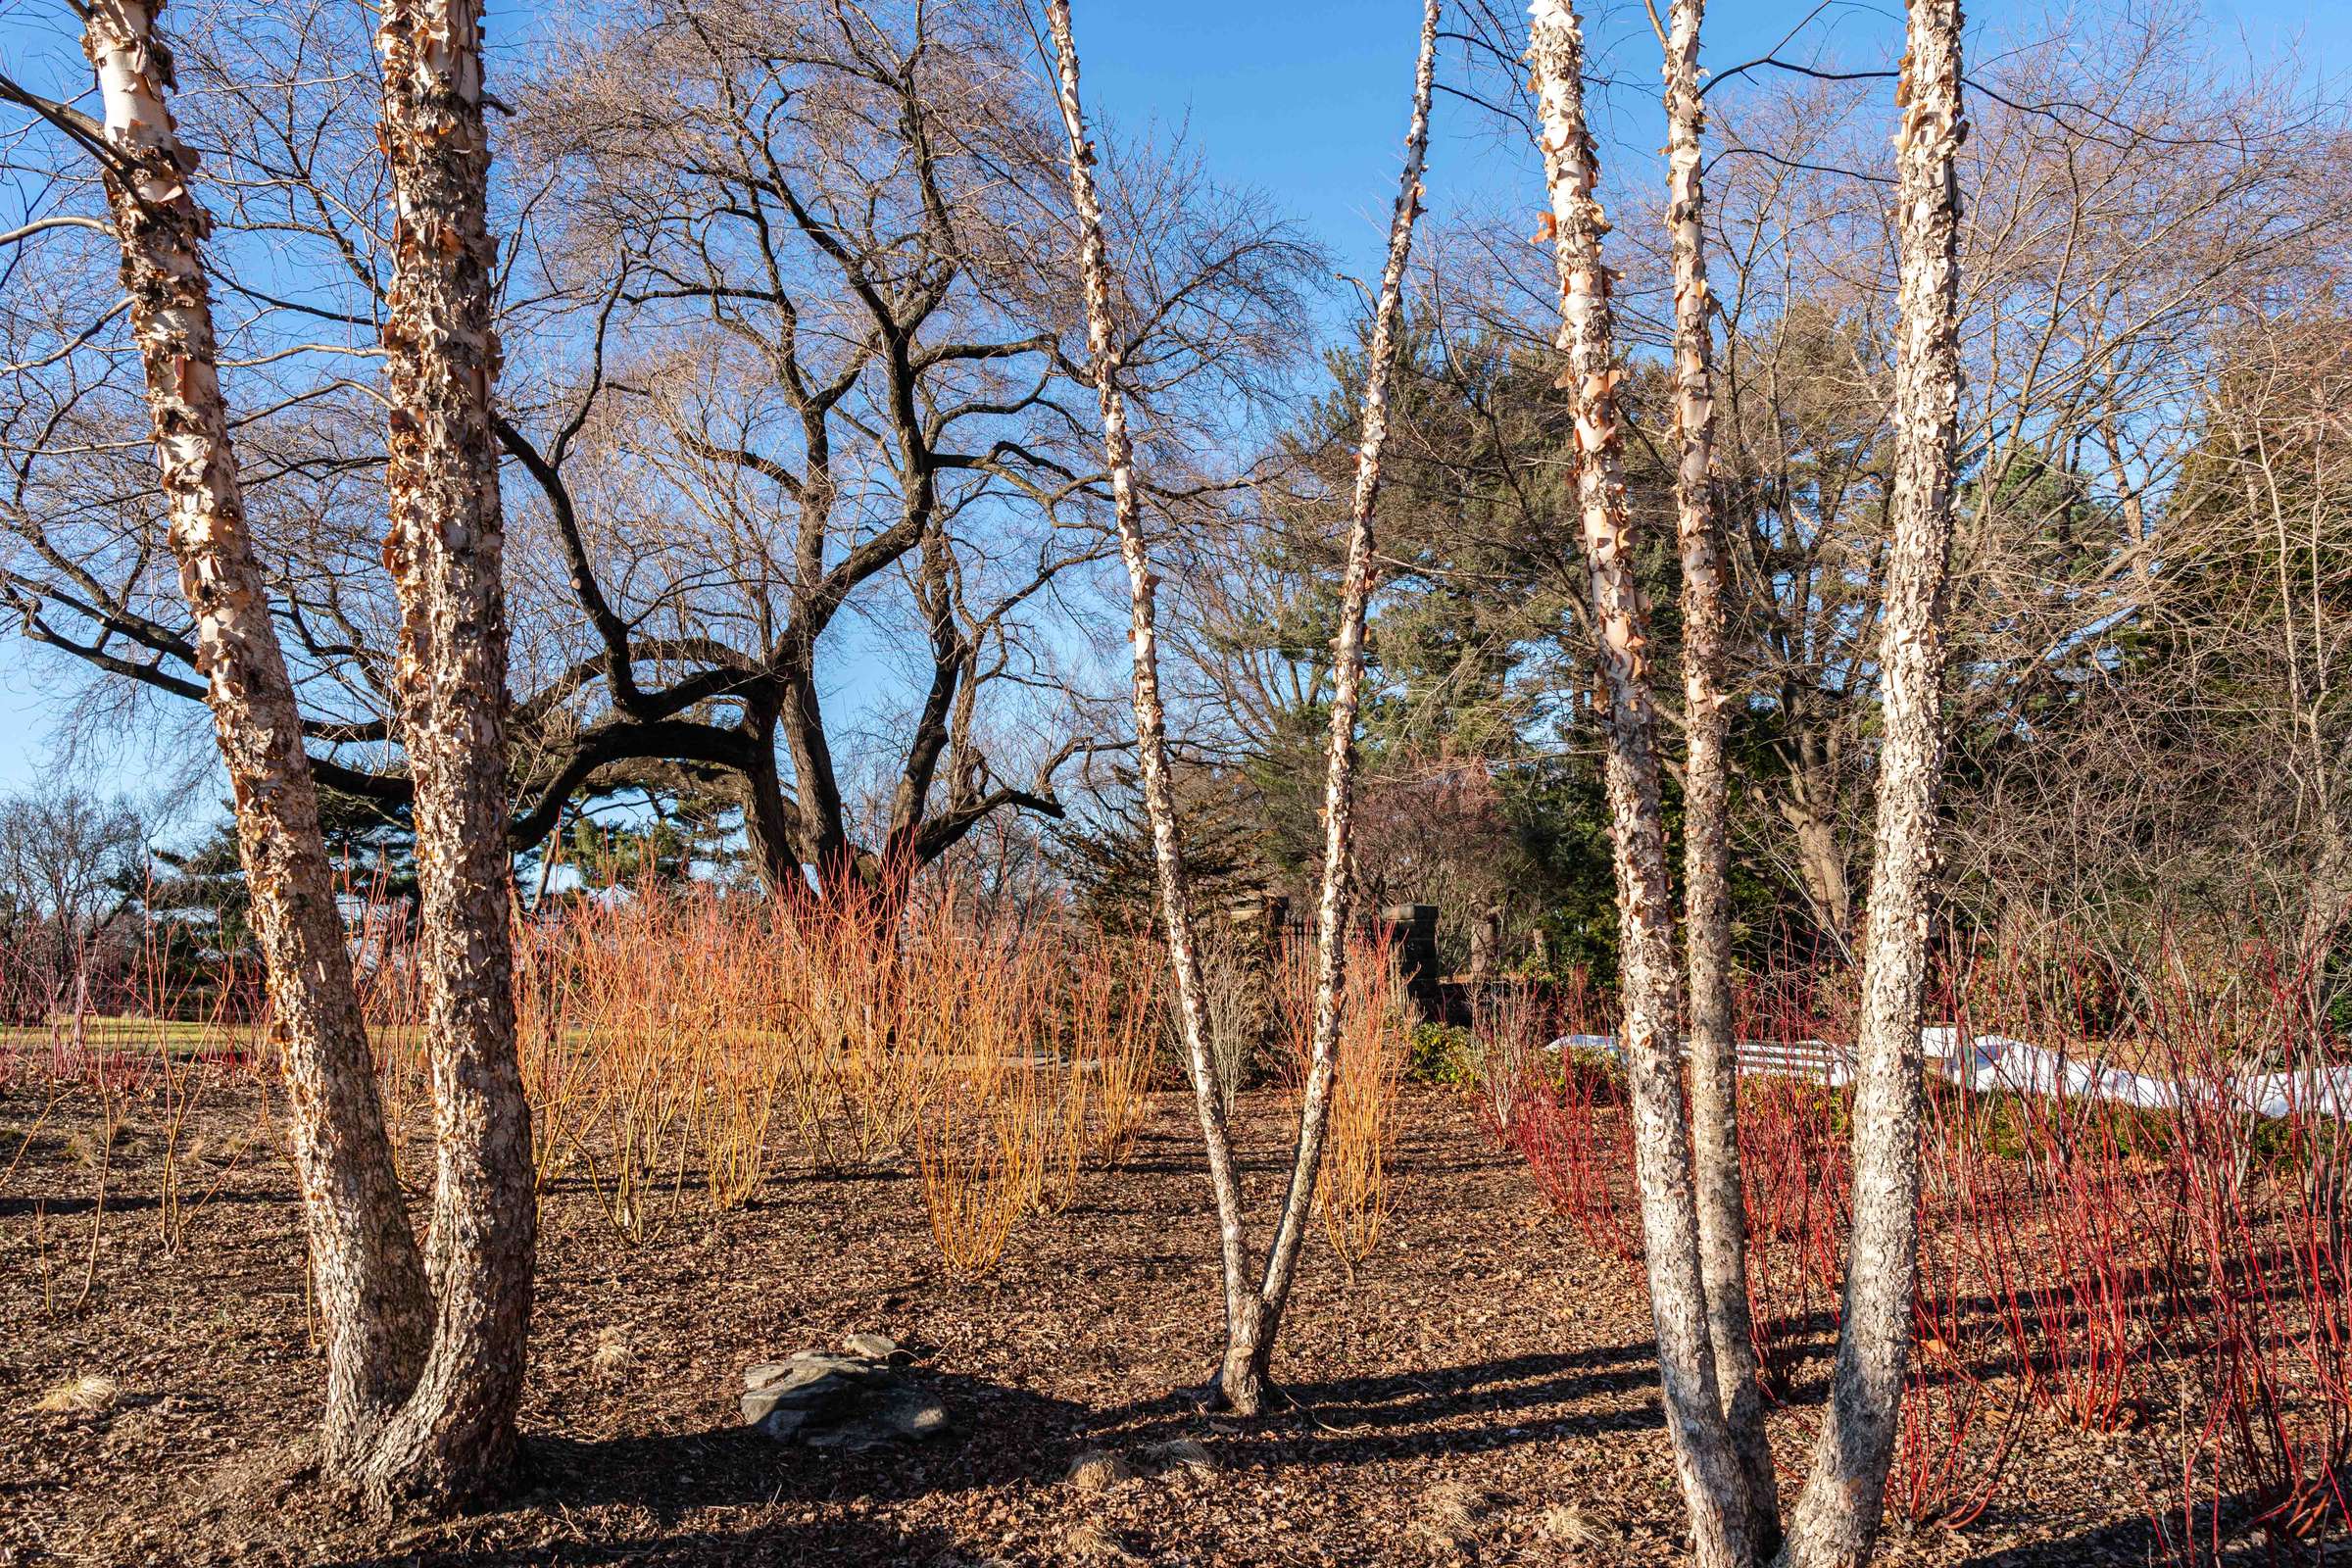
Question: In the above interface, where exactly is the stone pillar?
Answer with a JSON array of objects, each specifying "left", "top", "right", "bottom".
[
  {"left": 1467, "top": 904, "right": 1503, "bottom": 980},
  {"left": 1223, "top": 893, "right": 1284, "bottom": 1085},
  {"left": 1381, "top": 903, "right": 1441, "bottom": 1018}
]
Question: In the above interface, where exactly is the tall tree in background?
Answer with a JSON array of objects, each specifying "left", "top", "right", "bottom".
[
  {"left": 1661, "top": 0, "right": 1778, "bottom": 1541},
  {"left": 1045, "top": 0, "right": 1440, "bottom": 1412},
  {"left": 1779, "top": 0, "right": 1966, "bottom": 1560},
  {"left": 1529, "top": 5, "right": 1757, "bottom": 1561},
  {"left": 59, "top": 0, "right": 529, "bottom": 1515}
]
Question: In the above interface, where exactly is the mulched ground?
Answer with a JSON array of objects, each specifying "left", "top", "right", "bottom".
[{"left": 0, "top": 1080, "right": 2203, "bottom": 1566}]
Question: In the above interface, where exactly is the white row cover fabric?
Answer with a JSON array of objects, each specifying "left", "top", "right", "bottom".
[{"left": 1543, "top": 1028, "right": 2352, "bottom": 1120}]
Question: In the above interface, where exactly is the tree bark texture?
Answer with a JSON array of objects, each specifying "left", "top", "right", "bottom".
[
  {"left": 1245, "top": 0, "right": 1443, "bottom": 1407},
  {"left": 1049, "top": 0, "right": 1439, "bottom": 1414},
  {"left": 1042, "top": 0, "right": 1253, "bottom": 1402},
  {"left": 1529, "top": 4, "right": 1756, "bottom": 1563},
  {"left": 366, "top": 0, "right": 535, "bottom": 1511},
  {"left": 1664, "top": 0, "right": 1781, "bottom": 1543},
  {"left": 1778, "top": 4, "right": 1966, "bottom": 1564},
  {"left": 75, "top": 0, "right": 436, "bottom": 1483}
]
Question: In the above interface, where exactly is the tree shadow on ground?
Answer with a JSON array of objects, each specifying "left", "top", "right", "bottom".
[
  {"left": 1073, "top": 1344, "right": 1676, "bottom": 1471},
  {"left": 328, "top": 1513, "right": 966, "bottom": 1567},
  {"left": 316, "top": 1345, "right": 1696, "bottom": 1566},
  {"left": 318, "top": 1370, "right": 1089, "bottom": 1567},
  {"left": 1957, "top": 1499, "right": 2348, "bottom": 1567}
]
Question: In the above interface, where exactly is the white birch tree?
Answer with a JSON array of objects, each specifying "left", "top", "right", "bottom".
[
  {"left": 1663, "top": 0, "right": 1779, "bottom": 1543},
  {"left": 1045, "top": 0, "right": 1441, "bottom": 1412},
  {"left": 1777, "top": 2, "right": 1967, "bottom": 1561},
  {"left": 1529, "top": 0, "right": 1968, "bottom": 1561},
  {"left": 1528, "top": 4, "right": 1758, "bottom": 1560}
]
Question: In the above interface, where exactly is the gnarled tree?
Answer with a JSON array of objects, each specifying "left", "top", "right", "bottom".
[{"left": 4, "top": 0, "right": 1310, "bottom": 906}]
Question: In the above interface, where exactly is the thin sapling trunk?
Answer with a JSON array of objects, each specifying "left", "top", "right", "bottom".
[
  {"left": 1663, "top": 0, "right": 1781, "bottom": 1540},
  {"left": 1044, "top": 0, "right": 1441, "bottom": 1414}
]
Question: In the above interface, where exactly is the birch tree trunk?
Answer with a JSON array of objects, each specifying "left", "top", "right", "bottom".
[
  {"left": 1241, "top": 0, "right": 1442, "bottom": 1411},
  {"left": 1529, "top": 5, "right": 1756, "bottom": 1563},
  {"left": 79, "top": 0, "right": 436, "bottom": 1468},
  {"left": 361, "top": 0, "right": 535, "bottom": 1510},
  {"left": 1048, "top": 0, "right": 1439, "bottom": 1414},
  {"left": 1664, "top": 0, "right": 1780, "bottom": 1543},
  {"left": 1043, "top": 0, "right": 1253, "bottom": 1405},
  {"left": 1777, "top": 4, "right": 1966, "bottom": 1564}
]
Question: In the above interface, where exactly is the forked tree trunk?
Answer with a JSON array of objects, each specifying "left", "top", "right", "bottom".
[
  {"left": 1042, "top": 0, "right": 1253, "bottom": 1401},
  {"left": 1528, "top": 5, "right": 1756, "bottom": 1564},
  {"left": 1240, "top": 0, "right": 1442, "bottom": 1411},
  {"left": 1663, "top": 0, "right": 1780, "bottom": 1543},
  {"left": 77, "top": 0, "right": 433, "bottom": 1462},
  {"left": 78, "top": 0, "right": 532, "bottom": 1515},
  {"left": 1047, "top": 0, "right": 1439, "bottom": 1415},
  {"left": 1777, "top": 4, "right": 1967, "bottom": 1564},
  {"left": 364, "top": 0, "right": 535, "bottom": 1511}
]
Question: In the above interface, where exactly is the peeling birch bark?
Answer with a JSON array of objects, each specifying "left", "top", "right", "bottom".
[
  {"left": 1529, "top": 3, "right": 1756, "bottom": 1563},
  {"left": 1047, "top": 0, "right": 1440, "bottom": 1414},
  {"left": 1663, "top": 0, "right": 1780, "bottom": 1543},
  {"left": 76, "top": 0, "right": 434, "bottom": 1483},
  {"left": 1777, "top": 4, "right": 1967, "bottom": 1565},
  {"left": 1042, "top": 0, "right": 1252, "bottom": 1404},
  {"left": 362, "top": 0, "right": 535, "bottom": 1511},
  {"left": 1246, "top": 0, "right": 1442, "bottom": 1410}
]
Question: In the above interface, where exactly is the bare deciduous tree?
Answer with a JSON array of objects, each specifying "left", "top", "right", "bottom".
[
  {"left": 1662, "top": 0, "right": 1777, "bottom": 1541},
  {"left": 42, "top": 0, "right": 533, "bottom": 1513},
  {"left": 5, "top": 0, "right": 1310, "bottom": 906},
  {"left": 1045, "top": 0, "right": 1440, "bottom": 1413}
]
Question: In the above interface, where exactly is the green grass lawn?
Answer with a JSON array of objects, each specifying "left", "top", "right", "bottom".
[{"left": 0, "top": 1015, "right": 260, "bottom": 1058}]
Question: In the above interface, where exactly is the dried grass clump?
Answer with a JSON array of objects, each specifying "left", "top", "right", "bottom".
[
  {"left": 589, "top": 1327, "right": 633, "bottom": 1382},
  {"left": 1057, "top": 1517, "right": 1137, "bottom": 1563},
  {"left": 1063, "top": 1448, "right": 1135, "bottom": 1492},
  {"left": 1538, "top": 1502, "right": 1607, "bottom": 1547},
  {"left": 1138, "top": 1437, "right": 1213, "bottom": 1478},
  {"left": 1413, "top": 1479, "right": 1505, "bottom": 1552},
  {"left": 34, "top": 1374, "right": 120, "bottom": 1414}
]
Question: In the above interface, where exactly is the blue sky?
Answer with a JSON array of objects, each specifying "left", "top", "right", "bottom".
[{"left": 2, "top": 0, "right": 2345, "bottom": 810}]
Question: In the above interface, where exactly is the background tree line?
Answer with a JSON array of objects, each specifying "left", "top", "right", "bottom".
[{"left": 6, "top": 0, "right": 2346, "bottom": 1004}]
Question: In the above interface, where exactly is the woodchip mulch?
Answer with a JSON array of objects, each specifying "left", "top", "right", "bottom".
[{"left": 0, "top": 1081, "right": 2189, "bottom": 1566}]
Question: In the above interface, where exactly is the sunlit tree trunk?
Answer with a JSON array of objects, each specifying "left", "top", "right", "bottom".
[
  {"left": 1243, "top": 0, "right": 1442, "bottom": 1412},
  {"left": 361, "top": 0, "right": 535, "bottom": 1510},
  {"left": 75, "top": 0, "right": 436, "bottom": 1480},
  {"left": 1048, "top": 0, "right": 1440, "bottom": 1414},
  {"left": 75, "top": 0, "right": 533, "bottom": 1518},
  {"left": 1042, "top": 0, "right": 1252, "bottom": 1402},
  {"left": 1777, "top": 2, "right": 1966, "bottom": 1564},
  {"left": 1664, "top": 0, "right": 1780, "bottom": 1544},
  {"left": 1529, "top": 4, "right": 1756, "bottom": 1563}
]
